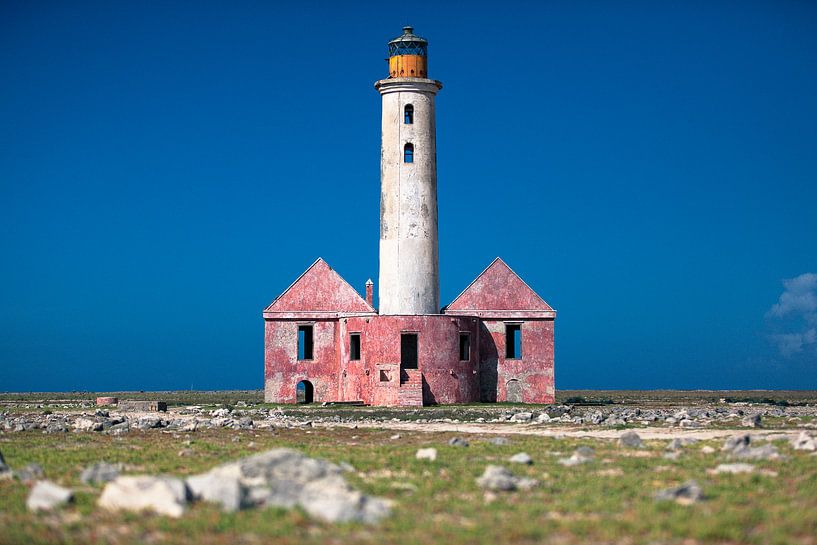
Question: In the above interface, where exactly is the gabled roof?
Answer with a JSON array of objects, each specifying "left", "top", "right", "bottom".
[
  {"left": 263, "top": 258, "right": 375, "bottom": 316},
  {"left": 444, "top": 258, "right": 555, "bottom": 318}
]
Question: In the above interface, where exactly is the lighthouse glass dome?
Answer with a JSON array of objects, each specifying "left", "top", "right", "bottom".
[{"left": 388, "top": 26, "right": 428, "bottom": 57}]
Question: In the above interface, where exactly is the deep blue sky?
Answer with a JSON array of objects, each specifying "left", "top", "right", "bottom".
[{"left": 2, "top": 1, "right": 816, "bottom": 392}]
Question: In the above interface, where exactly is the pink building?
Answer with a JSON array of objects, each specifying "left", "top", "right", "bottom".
[{"left": 263, "top": 28, "right": 556, "bottom": 406}]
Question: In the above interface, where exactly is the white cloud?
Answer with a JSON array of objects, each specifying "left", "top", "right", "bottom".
[{"left": 767, "top": 273, "right": 817, "bottom": 358}]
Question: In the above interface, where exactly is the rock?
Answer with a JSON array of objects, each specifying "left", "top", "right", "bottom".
[
  {"left": 81, "top": 462, "right": 122, "bottom": 485},
  {"left": 95, "top": 409, "right": 109, "bottom": 417},
  {"left": 135, "top": 417, "right": 162, "bottom": 430},
  {"left": 509, "top": 452, "right": 532, "bottom": 465},
  {"left": 487, "top": 437, "right": 509, "bottom": 446},
  {"left": 108, "top": 422, "right": 130, "bottom": 435},
  {"left": 654, "top": 480, "right": 704, "bottom": 505},
  {"left": 535, "top": 413, "right": 551, "bottom": 423},
  {"left": 26, "top": 480, "right": 73, "bottom": 511},
  {"left": 618, "top": 431, "right": 643, "bottom": 448},
  {"left": 185, "top": 448, "right": 390, "bottom": 523},
  {"left": 210, "top": 408, "right": 230, "bottom": 418},
  {"left": 73, "top": 418, "right": 102, "bottom": 432},
  {"left": 448, "top": 437, "right": 469, "bottom": 447},
  {"left": 713, "top": 463, "right": 755, "bottom": 474},
  {"left": 558, "top": 446, "right": 595, "bottom": 466},
  {"left": 476, "top": 465, "right": 538, "bottom": 491},
  {"left": 791, "top": 431, "right": 816, "bottom": 451},
  {"left": 390, "top": 434, "right": 401, "bottom": 440},
  {"left": 46, "top": 421, "right": 68, "bottom": 433},
  {"left": 186, "top": 469, "right": 246, "bottom": 512},
  {"left": 701, "top": 445, "right": 716, "bottom": 454},
  {"left": 0, "top": 450, "right": 13, "bottom": 480},
  {"left": 510, "top": 412, "right": 533, "bottom": 423},
  {"left": 17, "top": 463, "right": 44, "bottom": 483},
  {"left": 742, "top": 414, "right": 762, "bottom": 428},
  {"left": 416, "top": 448, "right": 437, "bottom": 461},
  {"left": 666, "top": 438, "right": 697, "bottom": 451},
  {"left": 730, "top": 443, "right": 781, "bottom": 461},
  {"left": 99, "top": 475, "right": 188, "bottom": 518},
  {"left": 722, "top": 434, "right": 752, "bottom": 452}
]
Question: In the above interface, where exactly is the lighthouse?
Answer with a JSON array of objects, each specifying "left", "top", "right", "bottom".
[
  {"left": 263, "top": 26, "right": 556, "bottom": 407},
  {"left": 375, "top": 26, "right": 442, "bottom": 315}
]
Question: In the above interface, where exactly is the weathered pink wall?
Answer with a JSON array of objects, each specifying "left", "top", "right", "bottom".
[{"left": 478, "top": 319, "right": 555, "bottom": 404}]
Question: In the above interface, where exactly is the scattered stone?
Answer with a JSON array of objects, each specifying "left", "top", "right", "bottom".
[
  {"left": 416, "top": 448, "right": 437, "bottom": 461},
  {"left": 73, "top": 418, "right": 103, "bottom": 432},
  {"left": 666, "top": 438, "right": 697, "bottom": 451},
  {"left": 81, "top": 462, "right": 122, "bottom": 485},
  {"left": 742, "top": 414, "right": 762, "bottom": 428},
  {"left": 510, "top": 412, "right": 533, "bottom": 423},
  {"left": 701, "top": 445, "right": 716, "bottom": 454},
  {"left": 26, "top": 480, "right": 73, "bottom": 511},
  {"left": 731, "top": 443, "right": 781, "bottom": 461},
  {"left": 390, "top": 434, "right": 401, "bottom": 440},
  {"left": 558, "top": 446, "right": 595, "bottom": 466},
  {"left": 185, "top": 448, "right": 390, "bottom": 523},
  {"left": 712, "top": 463, "right": 755, "bottom": 474},
  {"left": 722, "top": 434, "right": 752, "bottom": 452},
  {"left": 791, "top": 431, "right": 816, "bottom": 451},
  {"left": 45, "top": 421, "right": 68, "bottom": 433},
  {"left": 476, "top": 465, "right": 538, "bottom": 491},
  {"left": 135, "top": 417, "right": 163, "bottom": 430},
  {"left": 448, "top": 437, "right": 469, "bottom": 447},
  {"left": 0, "top": 450, "right": 13, "bottom": 480},
  {"left": 535, "top": 413, "right": 551, "bottom": 424},
  {"left": 487, "top": 437, "right": 509, "bottom": 446},
  {"left": 99, "top": 475, "right": 188, "bottom": 518},
  {"left": 618, "top": 431, "right": 643, "bottom": 448},
  {"left": 17, "top": 463, "right": 44, "bottom": 483},
  {"left": 509, "top": 452, "right": 533, "bottom": 465},
  {"left": 654, "top": 480, "right": 704, "bottom": 505}
]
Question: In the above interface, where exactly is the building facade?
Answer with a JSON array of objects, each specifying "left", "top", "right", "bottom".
[{"left": 263, "top": 27, "right": 556, "bottom": 406}]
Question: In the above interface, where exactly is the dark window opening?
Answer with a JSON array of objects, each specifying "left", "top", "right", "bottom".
[
  {"left": 400, "top": 333, "right": 418, "bottom": 369},
  {"left": 505, "top": 324, "right": 522, "bottom": 359},
  {"left": 404, "top": 143, "right": 414, "bottom": 163},
  {"left": 349, "top": 333, "right": 361, "bottom": 361},
  {"left": 459, "top": 332, "right": 470, "bottom": 361},
  {"left": 404, "top": 104, "right": 414, "bottom": 124},
  {"left": 298, "top": 325, "right": 313, "bottom": 360},
  {"left": 296, "top": 380, "right": 314, "bottom": 403}
]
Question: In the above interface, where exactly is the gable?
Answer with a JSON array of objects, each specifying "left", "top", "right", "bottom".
[
  {"left": 264, "top": 258, "right": 374, "bottom": 315},
  {"left": 445, "top": 258, "right": 554, "bottom": 314}
]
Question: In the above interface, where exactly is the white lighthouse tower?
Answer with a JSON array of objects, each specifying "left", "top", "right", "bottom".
[{"left": 375, "top": 26, "right": 442, "bottom": 315}]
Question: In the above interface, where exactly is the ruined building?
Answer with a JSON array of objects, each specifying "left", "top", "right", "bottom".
[{"left": 263, "top": 27, "right": 556, "bottom": 406}]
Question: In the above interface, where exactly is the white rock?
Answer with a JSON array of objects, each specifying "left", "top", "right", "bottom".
[
  {"left": 416, "top": 448, "right": 437, "bottom": 461},
  {"left": 99, "top": 475, "right": 188, "bottom": 518},
  {"left": 73, "top": 418, "right": 102, "bottom": 432},
  {"left": 509, "top": 452, "right": 532, "bottom": 465},
  {"left": 26, "top": 480, "right": 73, "bottom": 511},
  {"left": 713, "top": 463, "right": 755, "bottom": 474},
  {"left": 791, "top": 431, "right": 816, "bottom": 451},
  {"left": 186, "top": 467, "right": 245, "bottom": 512},
  {"left": 510, "top": 412, "right": 533, "bottom": 423}
]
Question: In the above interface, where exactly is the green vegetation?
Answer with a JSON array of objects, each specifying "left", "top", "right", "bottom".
[{"left": 1, "top": 426, "right": 816, "bottom": 545}]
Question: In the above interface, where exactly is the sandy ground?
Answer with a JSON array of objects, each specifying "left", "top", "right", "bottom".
[{"left": 319, "top": 420, "right": 807, "bottom": 441}]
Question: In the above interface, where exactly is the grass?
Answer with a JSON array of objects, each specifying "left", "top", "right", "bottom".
[{"left": 1, "top": 426, "right": 816, "bottom": 545}]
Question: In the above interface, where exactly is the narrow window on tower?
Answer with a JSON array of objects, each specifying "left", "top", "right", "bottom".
[
  {"left": 404, "top": 143, "right": 414, "bottom": 163},
  {"left": 404, "top": 104, "right": 414, "bottom": 124},
  {"left": 297, "top": 325, "right": 314, "bottom": 360},
  {"left": 505, "top": 323, "right": 522, "bottom": 359},
  {"left": 459, "top": 332, "right": 470, "bottom": 361},
  {"left": 349, "top": 333, "right": 361, "bottom": 361}
]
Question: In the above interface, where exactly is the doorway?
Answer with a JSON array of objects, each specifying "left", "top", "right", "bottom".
[
  {"left": 400, "top": 333, "right": 418, "bottom": 370},
  {"left": 296, "top": 380, "right": 314, "bottom": 404},
  {"left": 506, "top": 379, "right": 522, "bottom": 403}
]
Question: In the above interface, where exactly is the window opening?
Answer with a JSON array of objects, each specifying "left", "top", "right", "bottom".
[
  {"left": 350, "top": 333, "right": 361, "bottom": 361},
  {"left": 404, "top": 104, "right": 414, "bottom": 124},
  {"left": 298, "top": 325, "right": 314, "bottom": 360},
  {"left": 505, "top": 324, "right": 522, "bottom": 359},
  {"left": 404, "top": 143, "right": 414, "bottom": 163},
  {"left": 459, "top": 332, "right": 471, "bottom": 361}
]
